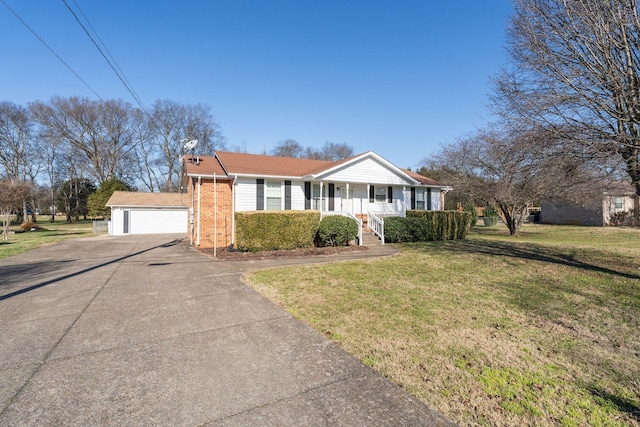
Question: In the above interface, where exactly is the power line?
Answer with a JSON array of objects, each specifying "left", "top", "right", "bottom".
[
  {"left": 61, "top": 0, "right": 153, "bottom": 120},
  {"left": 71, "top": 0, "right": 140, "bottom": 102},
  {"left": 0, "top": 0, "right": 104, "bottom": 101}
]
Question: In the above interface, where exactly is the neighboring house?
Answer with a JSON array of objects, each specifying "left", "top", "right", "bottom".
[
  {"left": 106, "top": 191, "right": 189, "bottom": 235},
  {"left": 541, "top": 191, "right": 638, "bottom": 226},
  {"left": 183, "top": 150, "right": 451, "bottom": 250}
]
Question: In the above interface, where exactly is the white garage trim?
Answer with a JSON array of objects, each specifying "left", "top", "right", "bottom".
[{"left": 106, "top": 191, "right": 188, "bottom": 236}]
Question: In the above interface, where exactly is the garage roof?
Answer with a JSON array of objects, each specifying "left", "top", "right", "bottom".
[{"left": 106, "top": 191, "right": 188, "bottom": 208}]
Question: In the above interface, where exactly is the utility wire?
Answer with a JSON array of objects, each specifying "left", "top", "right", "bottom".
[
  {"left": 0, "top": 0, "right": 104, "bottom": 101},
  {"left": 61, "top": 0, "right": 154, "bottom": 120},
  {"left": 71, "top": 0, "right": 142, "bottom": 106}
]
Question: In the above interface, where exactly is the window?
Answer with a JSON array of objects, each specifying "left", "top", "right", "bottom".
[
  {"left": 266, "top": 181, "right": 281, "bottom": 210},
  {"left": 416, "top": 188, "right": 425, "bottom": 210},
  {"left": 375, "top": 186, "right": 386, "bottom": 202},
  {"left": 312, "top": 184, "right": 326, "bottom": 210},
  {"left": 615, "top": 197, "right": 624, "bottom": 211}
]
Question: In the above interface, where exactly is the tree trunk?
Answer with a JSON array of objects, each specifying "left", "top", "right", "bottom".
[
  {"left": 22, "top": 199, "right": 27, "bottom": 224},
  {"left": 50, "top": 186, "right": 56, "bottom": 223},
  {"left": 497, "top": 202, "right": 529, "bottom": 237}
]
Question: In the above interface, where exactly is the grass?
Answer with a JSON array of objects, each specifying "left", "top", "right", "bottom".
[
  {"left": 246, "top": 224, "right": 640, "bottom": 427},
  {"left": 0, "top": 215, "right": 99, "bottom": 260}
]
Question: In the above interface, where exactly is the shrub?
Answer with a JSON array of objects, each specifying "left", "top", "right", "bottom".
[
  {"left": 610, "top": 211, "right": 637, "bottom": 226},
  {"left": 463, "top": 202, "right": 478, "bottom": 227},
  {"left": 384, "top": 217, "right": 415, "bottom": 242},
  {"left": 386, "top": 211, "right": 471, "bottom": 243},
  {"left": 235, "top": 211, "right": 320, "bottom": 252},
  {"left": 317, "top": 215, "right": 359, "bottom": 246},
  {"left": 483, "top": 204, "right": 500, "bottom": 227}
]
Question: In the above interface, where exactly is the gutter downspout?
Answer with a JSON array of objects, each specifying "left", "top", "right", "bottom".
[
  {"left": 190, "top": 177, "right": 195, "bottom": 246},
  {"left": 231, "top": 175, "right": 237, "bottom": 248},
  {"left": 197, "top": 176, "right": 201, "bottom": 246}
]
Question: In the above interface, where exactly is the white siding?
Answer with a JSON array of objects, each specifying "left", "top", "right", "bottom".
[
  {"left": 110, "top": 207, "right": 124, "bottom": 235},
  {"left": 291, "top": 181, "right": 306, "bottom": 210},
  {"left": 429, "top": 189, "right": 441, "bottom": 210},
  {"left": 236, "top": 178, "right": 308, "bottom": 211},
  {"left": 367, "top": 185, "right": 407, "bottom": 215},
  {"left": 319, "top": 157, "right": 412, "bottom": 185},
  {"left": 236, "top": 178, "right": 258, "bottom": 211}
]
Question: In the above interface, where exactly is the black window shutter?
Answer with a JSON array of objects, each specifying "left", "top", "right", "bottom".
[
  {"left": 411, "top": 187, "right": 416, "bottom": 210},
  {"left": 369, "top": 185, "right": 375, "bottom": 203},
  {"left": 256, "top": 179, "right": 264, "bottom": 210},
  {"left": 388, "top": 186, "right": 393, "bottom": 203},
  {"left": 285, "top": 181, "right": 291, "bottom": 210},
  {"left": 328, "top": 183, "right": 335, "bottom": 211},
  {"left": 427, "top": 188, "right": 432, "bottom": 210},
  {"left": 304, "top": 182, "right": 311, "bottom": 209}
]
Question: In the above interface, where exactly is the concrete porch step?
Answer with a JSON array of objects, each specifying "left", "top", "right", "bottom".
[{"left": 361, "top": 230, "right": 382, "bottom": 246}]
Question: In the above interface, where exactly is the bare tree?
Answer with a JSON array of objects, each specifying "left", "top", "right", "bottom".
[
  {"left": 0, "top": 101, "right": 41, "bottom": 222},
  {"left": 0, "top": 180, "right": 31, "bottom": 240},
  {"left": 498, "top": 0, "right": 640, "bottom": 198},
  {"left": 148, "top": 100, "right": 226, "bottom": 191},
  {"left": 272, "top": 140, "right": 354, "bottom": 161},
  {"left": 306, "top": 142, "right": 355, "bottom": 161},
  {"left": 427, "top": 127, "right": 606, "bottom": 236},
  {"left": 0, "top": 101, "right": 31, "bottom": 180},
  {"left": 29, "top": 96, "right": 140, "bottom": 185},
  {"left": 271, "top": 139, "right": 304, "bottom": 158}
]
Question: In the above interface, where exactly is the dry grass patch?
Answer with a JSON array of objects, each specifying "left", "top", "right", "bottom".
[
  {"left": 0, "top": 216, "right": 96, "bottom": 259},
  {"left": 247, "top": 225, "right": 640, "bottom": 426}
]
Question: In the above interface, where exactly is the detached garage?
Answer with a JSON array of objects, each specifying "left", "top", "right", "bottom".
[{"left": 106, "top": 191, "right": 188, "bottom": 235}]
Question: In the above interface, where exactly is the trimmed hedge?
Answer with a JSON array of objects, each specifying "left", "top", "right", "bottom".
[
  {"left": 317, "top": 215, "right": 359, "bottom": 247},
  {"left": 384, "top": 211, "right": 471, "bottom": 243},
  {"left": 235, "top": 211, "right": 321, "bottom": 252}
]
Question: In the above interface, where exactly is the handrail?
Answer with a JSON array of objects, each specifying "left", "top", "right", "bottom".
[
  {"left": 367, "top": 211, "right": 384, "bottom": 244},
  {"left": 320, "top": 211, "right": 363, "bottom": 246}
]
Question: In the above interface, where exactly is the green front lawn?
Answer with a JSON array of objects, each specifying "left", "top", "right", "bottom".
[
  {"left": 0, "top": 215, "right": 98, "bottom": 260},
  {"left": 247, "top": 225, "right": 640, "bottom": 427}
]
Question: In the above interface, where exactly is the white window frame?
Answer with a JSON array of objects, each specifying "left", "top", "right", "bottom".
[
  {"left": 266, "top": 181, "right": 282, "bottom": 210},
  {"left": 415, "top": 188, "right": 425, "bottom": 210},
  {"left": 614, "top": 196, "right": 624, "bottom": 211},
  {"left": 312, "top": 183, "right": 325, "bottom": 210},
  {"left": 375, "top": 186, "right": 386, "bottom": 203}
]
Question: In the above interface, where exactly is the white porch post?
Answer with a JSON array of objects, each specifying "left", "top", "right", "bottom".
[
  {"left": 346, "top": 183, "right": 350, "bottom": 214},
  {"left": 319, "top": 181, "right": 324, "bottom": 213},
  {"left": 402, "top": 185, "right": 406, "bottom": 217},
  {"left": 366, "top": 184, "right": 370, "bottom": 214}
]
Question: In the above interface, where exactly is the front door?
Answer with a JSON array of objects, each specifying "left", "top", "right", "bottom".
[
  {"left": 123, "top": 210, "right": 130, "bottom": 234},
  {"left": 341, "top": 188, "right": 354, "bottom": 214}
]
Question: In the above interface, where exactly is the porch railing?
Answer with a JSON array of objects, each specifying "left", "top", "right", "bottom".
[
  {"left": 320, "top": 211, "right": 363, "bottom": 246},
  {"left": 367, "top": 211, "right": 384, "bottom": 244}
]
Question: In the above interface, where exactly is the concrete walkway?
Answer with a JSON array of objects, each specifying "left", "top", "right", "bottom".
[{"left": 0, "top": 234, "right": 454, "bottom": 426}]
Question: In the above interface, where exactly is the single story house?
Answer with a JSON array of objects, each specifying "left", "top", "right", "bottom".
[
  {"left": 106, "top": 191, "right": 189, "bottom": 235},
  {"left": 541, "top": 191, "right": 639, "bottom": 226},
  {"left": 183, "top": 150, "right": 451, "bottom": 250}
]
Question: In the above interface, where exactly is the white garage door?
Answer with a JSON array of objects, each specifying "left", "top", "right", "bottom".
[{"left": 129, "top": 209, "right": 187, "bottom": 234}]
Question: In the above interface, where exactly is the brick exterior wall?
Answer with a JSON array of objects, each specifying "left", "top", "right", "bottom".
[{"left": 186, "top": 176, "right": 234, "bottom": 250}]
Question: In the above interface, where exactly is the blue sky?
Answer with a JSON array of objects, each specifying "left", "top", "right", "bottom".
[{"left": 1, "top": 0, "right": 513, "bottom": 170}]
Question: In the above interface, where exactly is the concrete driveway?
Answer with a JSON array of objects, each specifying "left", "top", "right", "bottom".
[{"left": 0, "top": 234, "right": 454, "bottom": 426}]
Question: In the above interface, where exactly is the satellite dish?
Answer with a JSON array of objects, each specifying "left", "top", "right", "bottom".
[{"left": 183, "top": 139, "right": 198, "bottom": 150}]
